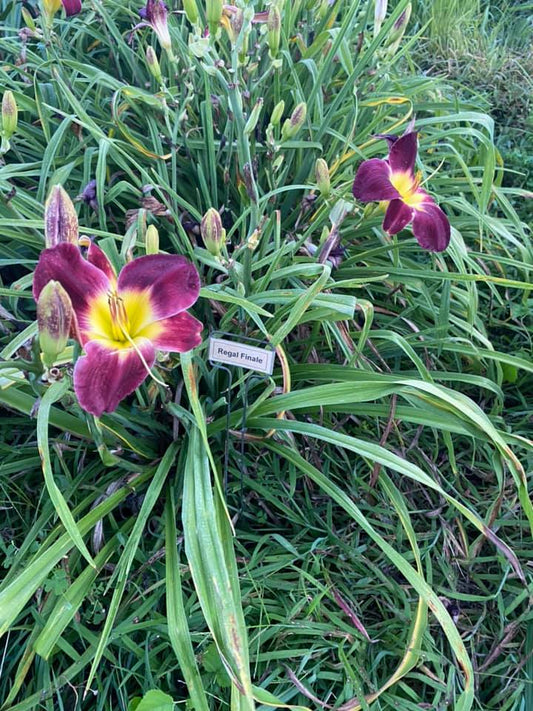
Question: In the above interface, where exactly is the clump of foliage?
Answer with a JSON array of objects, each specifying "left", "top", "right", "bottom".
[
  {"left": 414, "top": 0, "right": 533, "bottom": 223},
  {"left": 0, "top": 1, "right": 531, "bottom": 711}
]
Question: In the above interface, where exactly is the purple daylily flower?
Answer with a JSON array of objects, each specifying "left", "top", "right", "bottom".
[
  {"left": 33, "top": 242, "right": 202, "bottom": 417},
  {"left": 352, "top": 132, "right": 451, "bottom": 252}
]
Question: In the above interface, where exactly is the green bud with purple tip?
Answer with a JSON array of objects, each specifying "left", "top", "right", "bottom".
[
  {"left": 201, "top": 208, "right": 225, "bottom": 257},
  {"left": 2, "top": 91, "right": 18, "bottom": 139},
  {"left": 315, "top": 158, "right": 330, "bottom": 197},
  {"left": 145, "top": 46, "right": 162, "bottom": 83},
  {"left": 267, "top": 6, "right": 281, "bottom": 57},
  {"left": 37, "top": 281, "right": 73, "bottom": 367},
  {"left": 281, "top": 102, "right": 306, "bottom": 140},
  {"left": 44, "top": 185, "right": 79, "bottom": 247},
  {"left": 387, "top": 3, "right": 411, "bottom": 54}
]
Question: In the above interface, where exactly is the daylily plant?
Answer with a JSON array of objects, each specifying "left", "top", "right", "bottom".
[
  {"left": 352, "top": 131, "right": 450, "bottom": 252},
  {"left": 33, "top": 241, "right": 202, "bottom": 417}
]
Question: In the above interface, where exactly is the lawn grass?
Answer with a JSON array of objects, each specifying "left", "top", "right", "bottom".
[{"left": 0, "top": 1, "right": 531, "bottom": 710}]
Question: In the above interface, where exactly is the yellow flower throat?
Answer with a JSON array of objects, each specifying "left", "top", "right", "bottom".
[
  {"left": 88, "top": 288, "right": 160, "bottom": 350},
  {"left": 390, "top": 170, "right": 425, "bottom": 209}
]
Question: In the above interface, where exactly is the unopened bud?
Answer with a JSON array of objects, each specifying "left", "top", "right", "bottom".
[
  {"left": 44, "top": 185, "right": 79, "bottom": 247},
  {"left": 281, "top": 102, "right": 306, "bottom": 140},
  {"left": 201, "top": 208, "right": 225, "bottom": 256},
  {"left": 270, "top": 99, "right": 285, "bottom": 126},
  {"left": 183, "top": 0, "right": 199, "bottom": 24},
  {"left": 21, "top": 6, "right": 36, "bottom": 30},
  {"left": 247, "top": 228, "right": 260, "bottom": 251},
  {"left": 145, "top": 225, "right": 159, "bottom": 255},
  {"left": 37, "top": 281, "right": 73, "bottom": 367},
  {"left": 387, "top": 3, "right": 411, "bottom": 54},
  {"left": 2, "top": 91, "right": 18, "bottom": 139},
  {"left": 272, "top": 154, "right": 284, "bottom": 172},
  {"left": 315, "top": 158, "right": 330, "bottom": 197},
  {"left": 267, "top": 6, "right": 281, "bottom": 57},
  {"left": 145, "top": 46, "right": 162, "bottom": 83},
  {"left": 374, "top": 0, "right": 388, "bottom": 37},
  {"left": 206, "top": 0, "right": 223, "bottom": 32},
  {"left": 244, "top": 98, "right": 263, "bottom": 135}
]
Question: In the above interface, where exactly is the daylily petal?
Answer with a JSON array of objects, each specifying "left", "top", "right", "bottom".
[
  {"left": 86, "top": 242, "right": 117, "bottom": 283},
  {"left": 144, "top": 311, "right": 203, "bottom": 353},
  {"left": 352, "top": 158, "right": 400, "bottom": 202},
  {"left": 117, "top": 254, "right": 200, "bottom": 320},
  {"left": 33, "top": 243, "right": 111, "bottom": 342},
  {"left": 73, "top": 338, "right": 155, "bottom": 417},
  {"left": 383, "top": 199, "right": 414, "bottom": 235},
  {"left": 412, "top": 200, "right": 451, "bottom": 252},
  {"left": 388, "top": 131, "right": 418, "bottom": 175},
  {"left": 61, "top": 0, "right": 82, "bottom": 15}
]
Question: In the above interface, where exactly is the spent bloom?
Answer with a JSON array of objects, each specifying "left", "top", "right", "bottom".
[
  {"left": 137, "top": 0, "right": 172, "bottom": 51},
  {"left": 352, "top": 131, "right": 450, "bottom": 252},
  {"left": 33, "top": 240, "right": 202, "bottom": 417}
]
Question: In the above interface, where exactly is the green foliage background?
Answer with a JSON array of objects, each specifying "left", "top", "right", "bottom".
[{"left": 0, "top": 1, "right": 531, "bottom": 710}]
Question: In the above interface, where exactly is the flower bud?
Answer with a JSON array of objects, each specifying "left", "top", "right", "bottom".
[
  {"left": 2, "top": 91, "right": 18, "bottom": 140},
  {"left": 206, "top": 0, "right": 223, "bottom": 33},
  {"left": 145, "top": 224, "right": 159, "bottom": 255},
  {"left": 183, "top": 0, "right": 199, "bottom": 24},
  {"left": 244, "top": 98, "right": 263, "bottom": 135},
  {"left": 201, "top": 208, "right": 225, "bottom": 256},
  {"left": 21, "top": 6, "right": 37, "bottom": 30},
  {"left": 44, "top": 185, "right": 79, "bottom": 247},
  {"left": 145, "top": 46, "right": 162, "bottom": 83},
  {"left": 387, "top": 3, "right": 411, "bottom": 54},
  {"left": 270, "top": 99, "right": 285, "bottom": 126},
  {"left": 37, "top": 281, "right": 73, "bottom": 367},
  {"left": 267, "top": 6, "right": 281, "bottom": 57},
  {"left": 246, "top": 228, "right": 260, "bottom": 251},
  {"left": 281, "top": 102, "right": 307, "bottom": 140},
  {"left": 374, "top": 0, "right": 388, "bottom": 37},
  {"left": 315, "top": 158, "right": 330, "bottom": 197}
]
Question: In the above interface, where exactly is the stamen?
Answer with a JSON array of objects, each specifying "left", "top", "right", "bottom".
[
  {"left": 117, "top": 324, "right": 168, "bottom": 388},
  {"left": 106, "top": 290, "right": 167, "bottom": 389},
  {"left": 107, "top": 292, "right": 130, "bottom": 341},
  {"left": 412, "top": 170, "right": 423, "bottom": 193}
]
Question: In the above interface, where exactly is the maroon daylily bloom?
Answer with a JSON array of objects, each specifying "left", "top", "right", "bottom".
[
  {"left": 33, "top": 242, "right": 202, "bottom": 417},
  {"left": 352, "top": 132, "right": 451, "bottom": 252}
]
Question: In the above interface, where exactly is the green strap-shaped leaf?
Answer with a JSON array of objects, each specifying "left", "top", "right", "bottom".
[{"left": 37, "top": 379, "right": 96, "bottom": 569}]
